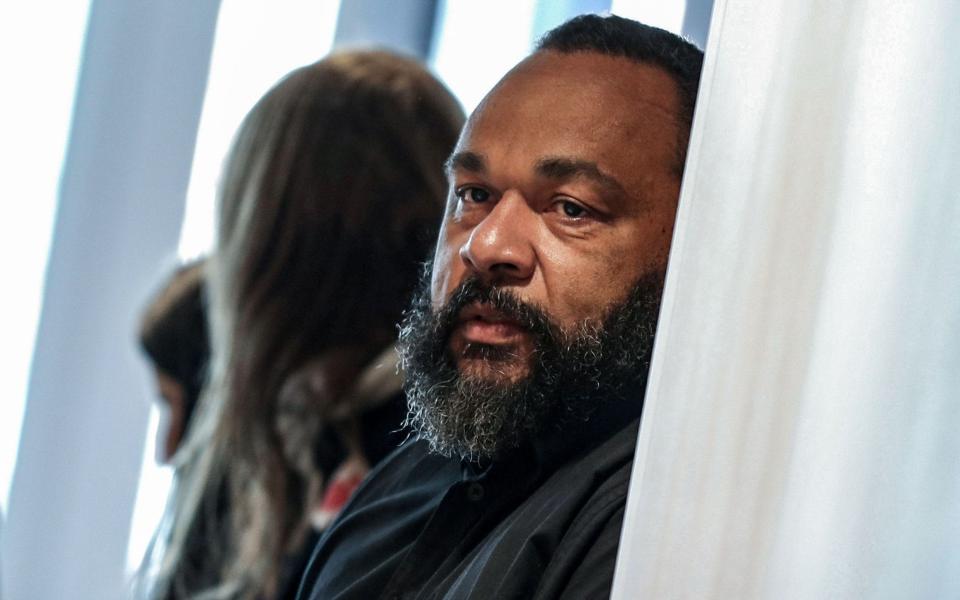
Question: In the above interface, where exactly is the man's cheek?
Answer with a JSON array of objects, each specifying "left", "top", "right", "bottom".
[{"left": 430, "top": 244, "right": 462, "bottom": 309}]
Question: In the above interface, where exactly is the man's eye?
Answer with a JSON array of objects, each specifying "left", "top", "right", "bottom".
[
  {"left": 456, "top": 187, "right": 491, "bottom": 203},
  {"left": 558, "top": 200, "right": 587, "bottom": 219}
]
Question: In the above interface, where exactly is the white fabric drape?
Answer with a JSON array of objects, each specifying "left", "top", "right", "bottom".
[{"left": 612, "top": 1, "right": 960, "bottom": 598}]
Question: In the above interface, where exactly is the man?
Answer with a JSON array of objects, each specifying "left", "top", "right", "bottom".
[{"left": 298, "top": 14, "right": 703, "bottom": 599}]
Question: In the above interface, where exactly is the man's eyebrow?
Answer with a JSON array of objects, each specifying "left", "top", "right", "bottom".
[
  {"left": 534, "top": 157, "right": 626, "bottom": 195},
  {"left": 445, "top": 151, "right": 487, "bottom": 176}
]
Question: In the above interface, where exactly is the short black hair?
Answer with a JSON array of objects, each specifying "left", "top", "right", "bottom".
[{"left": 537, "top": 14, "right": 704, "bottom": 175}]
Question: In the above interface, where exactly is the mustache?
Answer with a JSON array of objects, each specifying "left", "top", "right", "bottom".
[{"left": 433, "top": 276, "right": 560, "bottom": 346}]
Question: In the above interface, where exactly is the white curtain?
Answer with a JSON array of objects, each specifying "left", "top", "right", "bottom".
[{"left": 612, "top": 0, "right": 960, "bottom": 598}]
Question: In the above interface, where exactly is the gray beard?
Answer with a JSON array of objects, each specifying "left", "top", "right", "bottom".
[{"left": 397, "top": 266, "right": 664, "bottom": 462}]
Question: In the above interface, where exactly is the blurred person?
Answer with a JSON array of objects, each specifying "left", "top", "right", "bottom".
[
  {"left": 138, "top": 50, "right": 464, "bottom": 600},
  {"left": 297, "top": 15, "right": 704, "bottom": 599},
  {"left": 139, "top": 260, "right": 210, "bottom": 463},
  {"left": 134, "top": 260, "right": 216, "bottom": 600}
]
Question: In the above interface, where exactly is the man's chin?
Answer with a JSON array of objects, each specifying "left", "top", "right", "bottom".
[{"left": 455, "top": 354, "right": 532, "bottom": 387}]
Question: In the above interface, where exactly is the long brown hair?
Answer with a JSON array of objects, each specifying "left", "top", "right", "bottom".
[{"left": 144, "top": 50, "right": 463, "bottom": 599}]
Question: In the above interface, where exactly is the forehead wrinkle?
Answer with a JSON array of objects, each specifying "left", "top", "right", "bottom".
[
  {"left": 622, "top": 87, "right": 683, "bottom": 125},
  {"left": 534, "top": 156, "right": 627, "bottom": 196}
]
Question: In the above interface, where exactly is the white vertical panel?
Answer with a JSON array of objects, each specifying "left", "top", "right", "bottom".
[
  {"left": 333, "top": 0, "right": 437, "bottom": 59},
  {"left": 1, "top": 1, "right": 220, "bottom": 598},
  {"left": 430, "top": 0, "right": 538, "bottom": 113},
  {"left": 613, "top": 0, "right": 960, "bottom": 598},
  {"left": 0, "top": 0, "right": 91, "bottom": 516}
]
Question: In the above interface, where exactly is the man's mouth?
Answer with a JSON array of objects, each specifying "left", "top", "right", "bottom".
[{"left": 455, "top": 302, "right": 527, "bottom": 346}]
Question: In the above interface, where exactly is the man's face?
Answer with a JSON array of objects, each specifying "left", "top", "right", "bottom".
[{"left": 431, "top": 50, "right": 682, "bottom": 384}]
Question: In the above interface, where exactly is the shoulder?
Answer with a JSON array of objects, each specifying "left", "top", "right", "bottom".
[
  {"left": 531, "top": 422, "right": 639, "bottom": 599},
  {"left": 568, "top": 420, "right": 638, "bottom": 516},
  {"left": 538, "top": 419, "right": 639, "bottom": 515},
  {"left": 542, "top": 504, "right": 627, "bottom": 600}
]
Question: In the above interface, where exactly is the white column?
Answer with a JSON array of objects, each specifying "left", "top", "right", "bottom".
[
  {"left": 333, "top": 0, "right": 439, "bottom": 59},
  {"left": 1, "top": 1, "right": 219, "bottom": 598},
  {"left": 612, "top": 1, "right": 960, "bottom": 598}
]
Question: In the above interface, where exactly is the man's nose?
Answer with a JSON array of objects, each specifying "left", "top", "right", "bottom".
[{"left": 459, "top": 191, "right": 536, "bottom": 284}]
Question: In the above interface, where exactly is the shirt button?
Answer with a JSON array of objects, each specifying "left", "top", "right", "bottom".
[{"left": 466, "top": 482, "right": 485, "bottom": 502}]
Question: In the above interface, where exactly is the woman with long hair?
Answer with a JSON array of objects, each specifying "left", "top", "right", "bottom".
[{"left": 138, "top": 50, "right": 464, "bottom": 599}]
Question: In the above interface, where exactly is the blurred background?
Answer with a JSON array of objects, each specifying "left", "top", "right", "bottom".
[{"left": 0, "top": 1, "right": 712, "bottom": 597}]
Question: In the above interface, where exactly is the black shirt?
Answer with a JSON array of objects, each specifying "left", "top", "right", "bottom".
[
  {"left": 297, "top": 395, "right": 643, "bottom": 600},
  {"left": 276, "top": 390, "right": 410, "bottom": 600}
]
